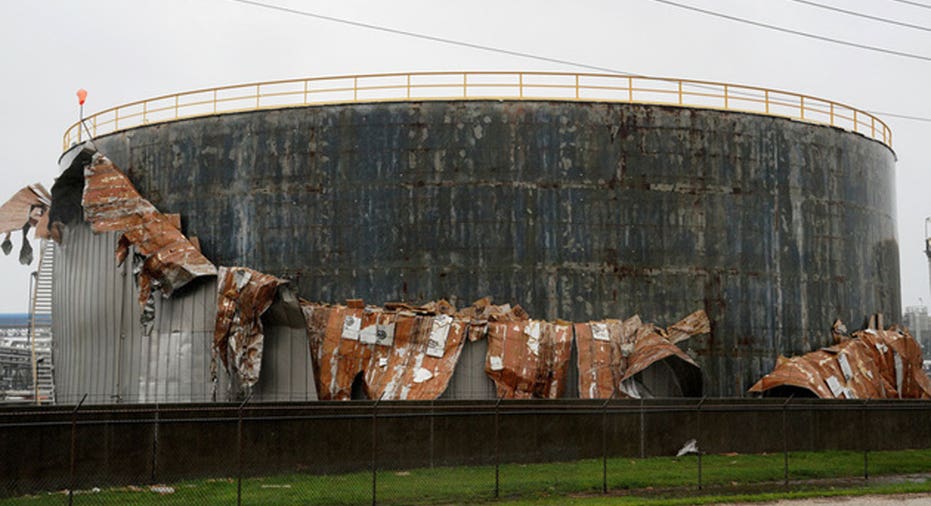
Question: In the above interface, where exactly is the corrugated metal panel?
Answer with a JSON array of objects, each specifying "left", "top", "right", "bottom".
[{"left": 51, "top": 222, "right": 316, "bottom": 403}]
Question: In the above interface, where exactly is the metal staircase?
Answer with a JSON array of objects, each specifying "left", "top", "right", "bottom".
[{"left": 28, "top": 239, "right": 55, "bottom": 404}]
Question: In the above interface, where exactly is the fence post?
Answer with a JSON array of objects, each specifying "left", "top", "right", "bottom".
[
  {"left": 782, "top": 395, "right": 793, "bottom": 487},
  {"left": 862, "top": 399, "right": 869, "bottom": 481},
  {"left": 697, "top": 397, "right": 705, "bottom": 491},
  {"left": 237, "top": 391, "right": 253, "bottom": 506},
  {"left": 494, "top": 397, "right": 501, "bottom": 499},
  {"left": 429, "top": 399, "right": 435, "bottom": 469},
  {"left": 68, "top": 393, "right": 87, "bottom": 506},
  {"left": 639, "top": 398, "right": 645, "bottom": 459},
  {"left": 151, "top": 402, "right": 160, "bottom": 484},
  {"left": 372, "top": 393, "right": 384, "bottom": 506},
  {"left": 601, "top": 399, "right": 610, "bottom": 494}
]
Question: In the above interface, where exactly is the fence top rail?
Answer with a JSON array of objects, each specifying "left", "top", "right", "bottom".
[{"left": 62, "top": 71, "right": 892, "bottom": 151}]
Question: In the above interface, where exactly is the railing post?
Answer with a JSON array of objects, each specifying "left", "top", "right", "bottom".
[
  {"left": 765, "top": 90, "right": 770, "bottom": 114},
  {"left": 800, "top": 96, "right": 805, "bottom": 120},
  {"left": 853, "top": 110, "right": 858, "bottom": 133},
  {"left": 575, "top": 74, "right": 580, "bottom": 100},
  {"left": 871, "top": 117, "right": 876, "bottom": 138},
  {"left": 406, "top": 74, "right": 411, "bottom": 99},
  {"left": 518, "top": 73, "right": 523, "bottom": 99},
  {"left": 678, "top": 81, "right": 683, "bottom": 105},
  {"left": 463, "top": 73, "right": 468, "bottom": 98},
  {"left": 68, "top": 393, "right": 87, "bottom": 506},
  {"left": 174, "top": 95, "right": 179, "bottom": 119},
  {"left": 304, "top": 80, "right": 309, "bottom": 105},
  {"left": 830, "top": 103, "right": 835, "bottom": 126},
  {"left": 723, "top": 85, "right": 728, "bottom": 109},
  {"left": 494, "top": 397, "right": 501, "bottom": 499},
  {"left": 601, "top": 398, "right": 609, "bottom": 494},
  {"left": 628, "top": 76, "right": 633, "bottom": 102},
  {"left": 143, "top": 102, "right": 148, "bottom": 124},
  {"left": 213, "top": 90, "right": 218, "bottom": 114},
  {"left": 354, "top": 77, "right": 358, "bottom": 102},
  {"left": 256, "top": 85, "right": 261, "bottom": 108},
  {"left": 114, "top": 108, "right": 119, "bottom": 130},
  {"left": 237, "top": 391, "right": 252, "bottom": 506}
]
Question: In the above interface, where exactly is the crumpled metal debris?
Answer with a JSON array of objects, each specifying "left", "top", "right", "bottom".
[
  {"left": 82, "top": 154, "right": 217, "bottom": 305},
  {"left": 302, "top": 299, "right": 469, "bottom": 400},
  {"left": 365, "top": 305, "right": 467, "bottom": 400},
  {"left": 0, "top": 183, "right": 52, "bottom": 265},
  {"left": 749, "top": 321, "right": 931, "bottom": 399},
  {"left": 483, "top": 316, "right": 573, "bottom": 399},
  {"left": 213, "top": 267, "right": 287, "bottom": 392},
  {"left": 301, "top": 302, "right": 372, "bottom": 400},
  {"left": 576, "top": 310, "right": 708, "bottom": 399}
]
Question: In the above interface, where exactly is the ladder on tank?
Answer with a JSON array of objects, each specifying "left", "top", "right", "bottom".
[{"left": 28, "top": 239, "right": 55, "bottom": 404}]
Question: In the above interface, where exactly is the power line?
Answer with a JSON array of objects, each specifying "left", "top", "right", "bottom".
[
  {"left": 787, "top": 0, "right": 931, "bottom": 32},
  {"left": 226, "top": 0, "right": 931, "bottom": 124},
  {"left": 869, "top": 111, "right": 931, "bottom": 122},
  {"left": 887, "top": 0, "right": 931, "bottom": 10},
  {"left": 226, "top": 0, "right": 637, "bottom": 77},
  {"left": 647, "top": 0, "right": 931, "bottom": 63}
]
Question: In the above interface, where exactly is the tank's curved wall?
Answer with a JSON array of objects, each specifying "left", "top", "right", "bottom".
[{"left": 91, "top": 100, "right": 900, "bottom": 397}]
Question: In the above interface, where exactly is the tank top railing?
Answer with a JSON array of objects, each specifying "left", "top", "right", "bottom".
[{"left": 62, "top": 71, "right": 892, "bottom": 151}]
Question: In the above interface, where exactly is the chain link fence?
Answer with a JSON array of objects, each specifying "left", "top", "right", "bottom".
[{"left": 1, "top": 398, "right": 931, "bottom": 505}]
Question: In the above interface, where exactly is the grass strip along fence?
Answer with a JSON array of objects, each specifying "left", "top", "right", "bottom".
[{"left": 3, "top": 449, "right": 931, "bottom": 505}]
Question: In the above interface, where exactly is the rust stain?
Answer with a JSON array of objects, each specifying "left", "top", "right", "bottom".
[
  {"left": 750, "top": 321, "right": 931, "bottom": 399},
  {"left": 0, "top": 183, "right": 52, "bottom": 264},
  {"left": 82, "top": 154, "right": 216, "bottom": 299},
  {"left": 576, "top": 310, "right": 708, "bottom": 399},
  {"left": 213, "top": 266, "right": 287, "bottom": 391}
]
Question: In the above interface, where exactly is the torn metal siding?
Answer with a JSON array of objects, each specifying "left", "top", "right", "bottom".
[
  {"left": 301, "top": 302, "right": 371, "bottom": 400},
  {"left": 81, "top": 154, "right": 216, "bottom": 298},
  {"left": 302, "top": 300, "right": 468, "bottom": 400},
  {"left": 0, "top": 183, "right": 52, "bottom": 264},
  {"left": 749, "top": 325, "right": 931, "bottom": 399},
  {"left": 365, "top": 310, "right": 467, "bottom": 400},
  {"left": 576, "top": 311, "right": 708, "bottom": 399},
  {"left": 213, "top": 267, "right": 286, "bottom": 391},
  {"left": 484, "top": 319, "right": 573, "bottom": 399}
]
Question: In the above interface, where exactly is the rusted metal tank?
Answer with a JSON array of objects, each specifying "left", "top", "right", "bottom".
[{"left": 56, "top": 99, "right": 899, "bottom": 397}]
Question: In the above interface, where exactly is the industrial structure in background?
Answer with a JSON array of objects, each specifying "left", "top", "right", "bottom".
[{"left": 6, "top": 71, "right": 905, "bottom": 403}]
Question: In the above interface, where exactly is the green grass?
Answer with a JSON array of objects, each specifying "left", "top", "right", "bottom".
[{"left": 3, "top": 450, "right": 931, "bottom": 505}]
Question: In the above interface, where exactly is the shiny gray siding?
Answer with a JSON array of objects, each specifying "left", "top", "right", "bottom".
[{"left": 51, "top": 222, "right": 317, "bottom": 403}]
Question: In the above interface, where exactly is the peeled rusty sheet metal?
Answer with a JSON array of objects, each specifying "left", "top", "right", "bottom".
[
  {"left": 82, "top": 154, "right": 216, "bottom": 296},
  {"left": 0, "top": 184, "right": 51, "bottom": 234},
  {"left": 213, "top": 266, "right": 286, "bottom": 390},
  {"left": 484, "top": 319, "right": 573, "bottom": 399},
  {"left": 0, "top": 183, "right": 52, "bottom": 264},
  {"left": 749, "top": 324, "right": 931, "bottom": 399},
  {"left": 301, "top": 302, "right": 371, "bottom": 400},
  {"left": 302, "top": 299, "right": 468, "bottom": 400},
  {"left": 365, "top": 310, "right": 467, "bottom": 400},
  {"left": 576, "top": 310, "right": 708, "bottom": 399}
]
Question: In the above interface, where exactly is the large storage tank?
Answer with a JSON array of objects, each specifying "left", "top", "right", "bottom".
[{"left": 51, "top": 73, "right": 899, "bottom": 399}]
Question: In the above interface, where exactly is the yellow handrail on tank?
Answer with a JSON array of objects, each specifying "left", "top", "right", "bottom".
[{"left": 62, "top": 71, "right": 893, "bottom": 151}]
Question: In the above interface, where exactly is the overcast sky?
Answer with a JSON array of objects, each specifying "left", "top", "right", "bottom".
[{"left": 0, "top": 0, "right": 929, "bottom": 314}]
